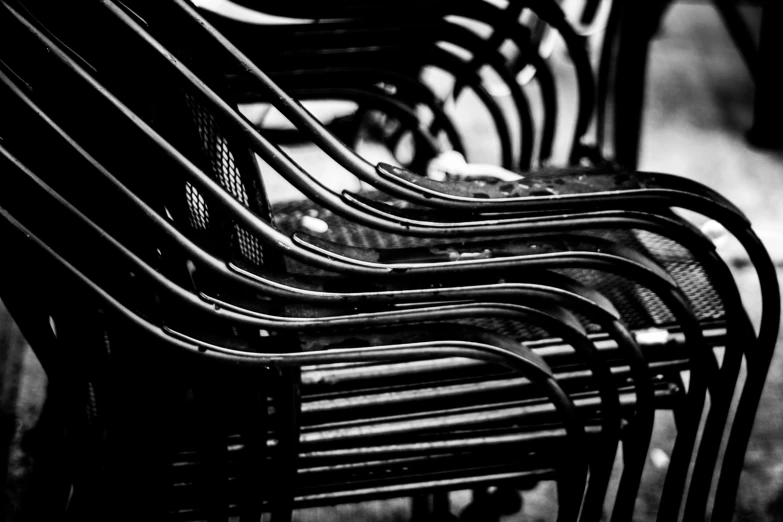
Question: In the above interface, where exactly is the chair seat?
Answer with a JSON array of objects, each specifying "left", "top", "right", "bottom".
[{"left": 272, "top": 194, "right": 726, "bottom": 333}]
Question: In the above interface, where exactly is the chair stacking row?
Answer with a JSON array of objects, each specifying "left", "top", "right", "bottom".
[{"left": 0, "top": 1, "right": 777, "bottom": 521}]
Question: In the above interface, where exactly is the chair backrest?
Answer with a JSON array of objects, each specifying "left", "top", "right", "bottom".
[{"left": 198, "top": 0, "right": 599, "bottom": 170}]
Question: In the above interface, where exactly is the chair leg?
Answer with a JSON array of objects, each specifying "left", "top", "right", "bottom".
[
  {"left": 746, "top": 0, "right": 783, "bottom": 149},
  {"left": 611, "top": 0, "right": 672, "bottom": 169},
  {"left": 270, "top": 367, "right": 300, "bottom": 522},
  {"left": 238, "top": 371, "right": 269, "bottom": 522}
]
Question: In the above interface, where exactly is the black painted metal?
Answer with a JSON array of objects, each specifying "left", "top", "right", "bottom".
[
  {"left": 746, "top": 0, "right": 783, "bottom": 150},
  {"left": 0, "top": 0, "right": 777, "bottom": 520},
  {"left": 0, "top": 199, "right": 591, "bottom": 520},
  {"left": 0, "top": 111, "right": 647, "bottom": 518}
]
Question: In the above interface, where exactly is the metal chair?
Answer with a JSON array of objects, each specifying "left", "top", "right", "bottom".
[
  {"left": 175, "top": 1, "right": 777, "bottom": 519},
  {"left": 0, "top": 0, "right": 777, "bottom": 520},
  {"left": 0, "top": 51, "right": 648, "bottom": 522},
  {"left": 0, "top": 9, "right": 659, "bottom": 522},
  {"left": 0, "top": 54, "right": 640, "bottom": 522}
]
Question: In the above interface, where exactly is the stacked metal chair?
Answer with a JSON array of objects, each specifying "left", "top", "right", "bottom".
[
  {"left": 190, "top": 1, "right": 779, "bottom": 519},
  {"left": 0, "top": 0, "right": 777, "bottom": 521}
]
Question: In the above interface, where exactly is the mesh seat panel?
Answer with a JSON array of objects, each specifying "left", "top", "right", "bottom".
[
  {"left": 183, "top": 94, "right": 266, "bottom": 267},
  {"left": 271, "top": 197, "right": 726, "bottom": 336}
]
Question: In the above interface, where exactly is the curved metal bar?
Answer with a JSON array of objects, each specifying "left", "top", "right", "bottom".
[
  {"left": 3, "top": 5, "right": 776, "bottom": 520},
  {"left": 268, "top": 38, "right": 517, "bottom": 166},
  {"left": 232, "top": 17, "right": 531, "bottom": 169},
  {"left": 0, "top": 62, "right": 649, "bottom": 508},
  {"left": 1, "top": 141, "right": 628, "bottom": 520},
  {"left": 1, "top": 13, "right": 752, "bottom": 516},
  {"left": 193, "top": 0, "right": 595, "bottom": 169},
  {"left": 0, "top": 143, "right": 618, "bottom": 359},
  {"left": 0, "top": 62, "right": 712, "bottom": 322},
  {"left": 6, "top": 157, "right": 651, "bottom": 514},
  {"left": 14, "top": 0, "right": 766, "bottom": 343},
  {"left": 67, "top": 0, "right": 768, "bottom": 245},
  {"left": 1, "top": 135, "right": 658, "bottom": 507},
  {"left": 284, "top": 87, "right": 443, "bottom": 162},
  {"left": 346, "top": 180, "right": 781, "bottom": 483},
  {"left": 0, "top": 13, "right": 702, "bottom": 294},
  {"left": 431, "top": 20, "right": 535, "bottom": 169},
  {"left": 371, "top": 161, "right": 750, "bottom": 216},
  {"left": 336, "top": 190, "right": 776, "bottom": 505},
  {"left": 424, "top": 46, "right": 514, "bottom": 169},
  {"left": 0, "top": 64, "right": 696, "bottom": 516},
  {"left": 524, "top": 50, "right": 558, "bottom": 166},
  {"left": 0, "top": 51, "right": 724, "bottom": 430},
  {"left": 93, "top": 0, "right": 778, "bottom": 352},
  {"left": 276, "top": 67, "right": 467, "bottom": 158},
  {"left": 0, "top": 40, "right": 713, "bottom": 368},
  {"left": 2, "top": 125, "right": 712, "bottom": 518},
  {"left": 0, "top": 201, "right": 589, "bottom": 522},
  {"left": 165, "top": 0, "right": 507, "bottom": 187},
  {"left": 656, "top": 231, "right": 777, "bottom": 521},
  {"left": 702, "top": 228, "right": 779, "bottom": 521},
  {"left": 443, "top": 2, "right": 559, "bottom": 165},
  {"left": 449, "top": 0, "right": 524, "bottom": 96},
  {"left": 112, "top": 0, "right": 761, "bottom": 230}
]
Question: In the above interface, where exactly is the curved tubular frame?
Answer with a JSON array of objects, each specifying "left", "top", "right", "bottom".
[
  {"left": 234, "top": 16, "right": 535, "bottom": 169},
  {"left": 0, "top": 51, "right": 707, "bottom": 364},
  {"left": 118, "top": 0, "right": 776, "bottom": 352},
  {"left": 281, "top": 87, "right": 443, "bottom": 166},
  {"left": 269, "top": 67, "right": 468, "bottom": 158},
  {"left": 364, "top": 16, "right": 554, "bottom": 167},
  {"left": 0, "top": 13, "right": 706, "bottom": 321},
  {"left": 449, "top": 0, "right": 523, "bottom": 95},
  {"left": 77, "top": 0, "right": 767, "bottom": 241},
  {"left": 289, "top": 19, "right": 537, "bottom": 170},
  {"left": 0, "top": 140, "right": 657, "bottom": 520},
  {"left": 442, "top": 2, "right": 560, "bottom": 165},
  {"left": 24, "top": 0, "right": 772, "bottom": 320},
  {"left": 91, "top": 8, "right": 779, "bottom": 504},
  {"left": 0, "top": 46, "right": 728, "bottom": 516},
  {"left": 0, "top": 202, "right": 594, "bottom": 522},
  {"left": 267, "top": 39, "right": 516, "bottom": 168},
  {"left": 0, "top": 53, "right": 716, "bottom": 349},
  {"left": 4, "top": 2, "right": 779, "bottom": 516},
  {"left": 163, "top": 0, "right": 564, "bottom": 195},
  {"left": 0, "top": 12, "right": 718, "bottom": 381},
  {"left": 88, "top": 0, "right": 775, "bottom": 351},
  {"left": 0, "top": 61, "right": 732, "bottom": 516},
  {"left": 199, "top": 0, "right": 595, "bottom": 168},
  {"left": 315, "top": 184, "right": 769, "bottom": 519}
]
